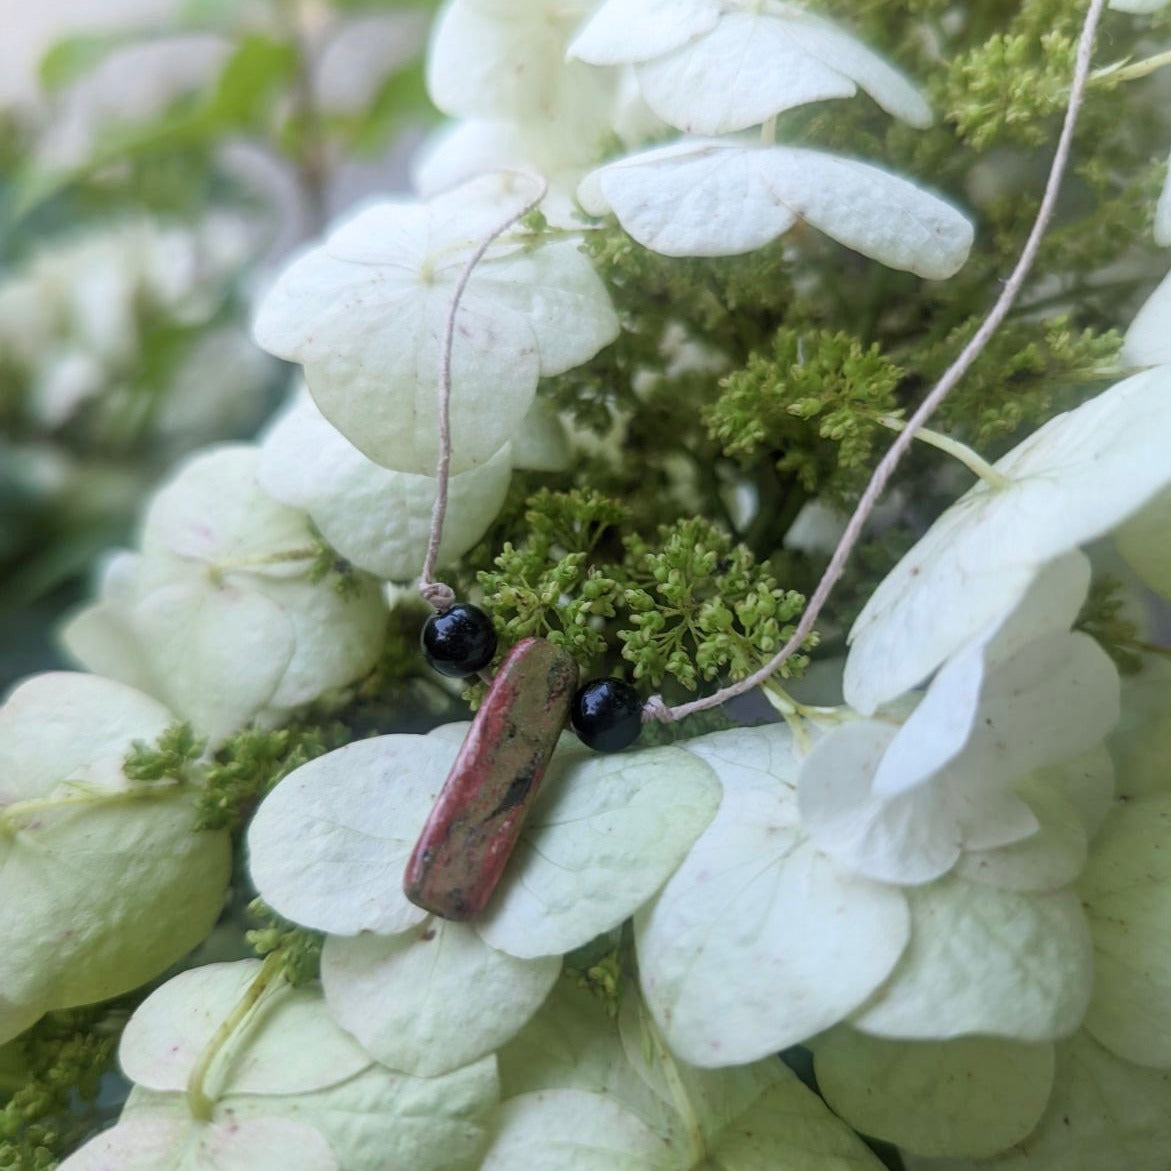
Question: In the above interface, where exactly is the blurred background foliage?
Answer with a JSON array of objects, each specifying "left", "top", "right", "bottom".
[{"left": 0, "top": 0, "right": 439, "bottom": 689}]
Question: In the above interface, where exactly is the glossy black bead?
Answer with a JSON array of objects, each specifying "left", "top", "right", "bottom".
[
  {"left": 421, "top": 604, "right": 497, "bottom": 677},
  {"left": 570, "top": 678, "right": 643, "bottom": 753}
]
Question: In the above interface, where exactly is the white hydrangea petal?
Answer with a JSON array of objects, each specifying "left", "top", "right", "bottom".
[
  {"left": 1115, "top": 483, "right": 1171, "bottom": 598},
  {"left": 131, "top": 578, "right": 295, "bottom": 746},
  {"left": 59, "top": 1114, "right": 338, "bottom": 1171},
  {"left": 259, "top": 394, "right": 514, "bottom": 580},
  {"left": 846, "top": 366, "right": 1171, "bottom": 714},
  {"left": 568, "top": 0, "right": 721, "bottom": 65},
  {"left": 798, "top": 720, "right": 1038, "bottom": 885},
  {"left": 1081, "top": 794, "right": 1171, "bottom": 1067},
  {"left": 479, "top": 1089, "right": 678, "bottom": 1171},
  {"left": 0, "top": 672, "right": 171, "bottom": 802},
  {"left": 902, "top": 1033, "right": 1171, "bottom": 1171},
  {"left": 1109, "top": 659, "right": 1171, "bottom": 799},
  {"left": 252, "top": 575, "right": 386, "bottom": 710},
  {"left": 1109, "top": 0, "right": 1171, "bottom": 14},
  {"left": 697, "top": 1061, "right": 889, "bottom": 1171},
  {"left": 321, "top": 923, "right": 560, "bottom": 1077},
  {"left": 247, "top": 735, "right": 453, "bottom": 935},
  {"left": 634, "top": 725, "right": 910, "bottom": 1066},
  {"left": 852, "top": 876, "right": 1093, "bottom": 1041},
  {"left": 634, "top": 12, "right": 857, "bottom": 135},
  {"left": 778, "top": 6, "right": 933, "bottom": 128},
  {"left": 259, "top": 245, "right": 540, "bottom": 474},
  {"left": 813, "top": 1028, "right": 1055, "bottom": 1159},
  {"left": 1122, "top": 270, "right": 1171, "bottom": 366},
  {"left": 1046, "top": 745, "right": 1115, "bottom": 836},
  {"left": 0, "top": 782, "right": 229, "bottom": 1025},
  {"left": 872, "top": 552, "right": 1092, "bottom": 798},
  {"left": 59, "top": 556, "right": 160, "bottom": 698},
  {"left": 475, "top": 745, "right": 720, "bottom": 959},
  {"left": 141, "top": 445, "right": 311, "bottom": 571},
  {"left": 120, "top": 961, "right": 370, "bottom": 1096},
  {"left": 945, "top": 633, "right": 1120, "bottom": 793},
  {"left": 954, "top": 774, "right": 1087, "bottom": 892},
  {"left": 484, "top": 239, "right": 620, "bottom": 377},
  {"left": 511, "top": 398, "right": 569, "bottom": 471},
  {"left": 584, "top": 141, "right": 972, "bottom": 277},
  {"left": 427, "top": 0, "right": 615, "bottom": 148}
]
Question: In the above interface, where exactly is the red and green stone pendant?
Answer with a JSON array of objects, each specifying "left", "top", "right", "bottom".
[{"left": 404, "top": 637, "right": 578, "bottom": 920}]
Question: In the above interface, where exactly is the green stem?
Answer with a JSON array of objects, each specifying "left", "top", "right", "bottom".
[
  {"left": 187, "top": 952, "right": 284, "bottom": 1122},
  {"left": 1093, "top": 48, "right": 1171, "bottom": 84},
  {"left": 1, "top": 782, "right": 184, "bottom": 832},
  {"left": 876, "top": 415, "right": 1011, "bottom": 489}
]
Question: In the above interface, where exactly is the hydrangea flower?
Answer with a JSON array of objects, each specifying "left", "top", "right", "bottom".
[
  {"left": 482, "top": 976, "right": 891, "bottom": 1171},
  {"left": 247, "top": 725, "right": 719, "bottom": 1076},
  {"left": 636, "top": 714, "right": 1098, "bottom": 1069},
  {"left": 0, "top": 672, "right": 230, "bottom": 1045},
  {"left": 578, "top": 138, "right": 974, "bottom": 276},
  {"left": 569, "top": 0, "right": 932, "bottom": 136},
  {"left": 844, "top": 365, "right": 1171, "bottom": 715},
  {"left": 798, "top": 555, "right": 1120, "bottom": 885},
  {"left": 253, "top": 173, "right": 619, "bottom": 476},
  {"left": 257, "top": 391, "right": 567, "bottom": 581},
  {"left": 61, "top": 444, "right": 387, "bottom": 746},
  {"left": 60, "top": 961, "right": 499, "bottom": 1171}
]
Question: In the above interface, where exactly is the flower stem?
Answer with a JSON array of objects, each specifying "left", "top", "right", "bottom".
[
  {"left": 187, "top": 953, "right": 284, "bottom": 1122},
  {"left": 876, "top": 414, "right": 1012, "bottom": 489}
]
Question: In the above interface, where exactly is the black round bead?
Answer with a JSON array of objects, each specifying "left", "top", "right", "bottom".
[
  {"left": 421, "top": 604, "right": 497, "bottom": 677},
  {"left": 570, "top": 678, "right": 643, "bottom": 753}
]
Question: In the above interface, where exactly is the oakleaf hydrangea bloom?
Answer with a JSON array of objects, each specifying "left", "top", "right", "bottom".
[
  {"left": 62, "top": 444, "right": 387, "bottom": 746},
  {"left": 252, "top": 173, "right": 619, "bottom": 475},
  {"left": 60, "top": 960, "right": 499, "bottom": 1171},
  {"left": 483, "top": 977, "right": 891, "bottom": 1171},
  {"left": 569, "top": 0, "right": 932, "bottom": 136},
  {"left": 634, "top": 723, "right": 911, "bottom": 1068},
  {"left": 845, "top": 365, "right": 1171, "bottom": 715},
  {"left": 578, "top": 137, "right": 975, "bottom": 275},
  {"left": 799, "top": 555, "right": 1119, "bottom": 885},
  {"left": 0, "top": 673, "right": 230, "bottom": 1045},
  {"left": 257, "top": 391, "right": 567, "bottom": 581},
  {"left": 247, "top": 725, "right": 719, "bottom": 1076}
]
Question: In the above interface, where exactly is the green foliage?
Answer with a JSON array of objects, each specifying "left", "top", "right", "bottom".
[
  {"left": 568, "top": 951, "right": 624, "bottom": 1018},
  {"left": 620, "top": 518, "right": 810, "bottom": 690},
  {"left": 123, "top": 722, "right": 204, "bottom": 784},
  {"left": 199, "top": 723, "right": 348, "bottom": 832},
  {"left": 0, "top": 1006, "right": 122, "bottom": 1170},
  {"left": 706, "top": 328, "right": 902, "bottom": 504},
  {"left": 931, "top": 316, "right": 1122, "bottom": 451},
  {"left": 477, "top": 488, "right": 629, "bottom": 665},
  {"left": 245, "top": 900, "right": 324, "bottom": 987}
]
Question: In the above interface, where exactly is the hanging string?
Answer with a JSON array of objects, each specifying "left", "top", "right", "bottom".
[
  {"left": 418, "top": 172, "right": 550, "bottom": 614},
  {"left": 641, "top": 0, "right": 1108, "bottom": 724}
]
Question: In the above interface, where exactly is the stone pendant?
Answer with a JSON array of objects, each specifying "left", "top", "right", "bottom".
[{"left": 403, "top": 636, "right": 578, "bottom": 920}]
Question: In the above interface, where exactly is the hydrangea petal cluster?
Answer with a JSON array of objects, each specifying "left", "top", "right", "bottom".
[
  {"left": 799, "top": 555, "right": 1119, "bottom": 885},
  {"left": 578, "top": 139, "right": 974, "bottom": 275},
  {"left": 59, "top": 961, "right": 499, "bottom": 1171},
  {"left": 253, "top": 173, "right": 619, "bottom": 476},
  {"left": 247, "top": 726, "right": 720, "bottom": 1075},
  {"left": 62, "top": 444, "right": 387, "bottom": 745},
  {"left": 845, "top": 365, "right": 1171, "bottom": 715},
  {"left": 257, "top": 391, "right": 567, "bottom": 581},
  {"left": 0, "top": 672, "right": 230, "bottom": 1044},
  {"left": 569, "top": 0, "right": 932, "bottom": 135},
  {"left": 480, "top": 978, "right": 890, "bottom": 1170}
]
